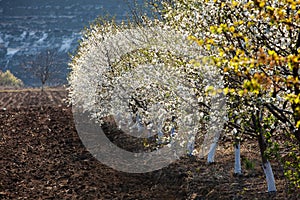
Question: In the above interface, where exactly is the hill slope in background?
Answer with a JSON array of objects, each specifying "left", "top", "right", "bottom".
[{"left": 0, "top": 0, "right": 144, "bottom": 86}]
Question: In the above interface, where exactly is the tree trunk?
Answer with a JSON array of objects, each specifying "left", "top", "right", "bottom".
[
  {"left": 187, "top": 135, "right": 195, "bottom": 156},
  {"left": 234, "top": 142, "right": 242, "bottom": 175},
  {"left": 207, "top": 142, "right": 217, "bottom": 163},
  {"left": 253, "top": 107, "right": 276, "bottom": 193},
  {"left": 258, "top": 131, "right": 277, "bottom": 193},
  {"left": 262, "top": 160, "right": 277, "bottom": 192}
]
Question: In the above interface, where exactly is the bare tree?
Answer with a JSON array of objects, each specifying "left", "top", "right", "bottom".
[{"left": 24, "top": 49, "right": 62, "bottom": 91}]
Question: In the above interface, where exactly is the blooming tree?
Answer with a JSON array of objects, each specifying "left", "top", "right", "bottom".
[
  {"left": 68, "top": 17, "right": 227, "bottom": 163},
  {"left": 68, "top": 0, "right": 300, "bottom": 193},
  {"left": 153, "top": 0, "right": 300, "bottom": 191}
]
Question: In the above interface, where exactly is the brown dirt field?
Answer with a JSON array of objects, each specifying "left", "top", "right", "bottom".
[{"left": 0, "top": 88, "right": 299, "bottom": 199}]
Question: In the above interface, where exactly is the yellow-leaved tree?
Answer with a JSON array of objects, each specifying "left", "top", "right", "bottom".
[{"left": 153, "top": 0, "right": 300, "bottom": 191}]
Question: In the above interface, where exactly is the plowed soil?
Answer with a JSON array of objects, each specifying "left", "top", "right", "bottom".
[{"left": 0, "top": 88, "right": 299, "bottom": 199}]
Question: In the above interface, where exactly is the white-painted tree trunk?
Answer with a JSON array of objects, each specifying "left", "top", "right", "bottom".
[
  {"left": 207, "top": 142, "right": 217, "bottom": 163},
  {"left": 157, "top": 130, "right": 163, "bottom": 144},
  {"left": 262, "top": 160, "right": 277, "bottom": 192},
  {"left": 234, "top": 143, "right": 242, "bottom": 175},
  {"left": 187, "top": 136, "right": 195, "bottom": 156}
]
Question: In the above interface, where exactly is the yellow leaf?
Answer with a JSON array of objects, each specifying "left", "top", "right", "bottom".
[
  {"left": 223, "top": 67, "right": 230, "bottom": 72},
  {"left": 206, "top": 44, "right": 211, "bottom": 50},
  {"left": 196, "top": 39, "right": 204, "bottom": 46},
  {"left": 219, "top": 50, "right": 225, "bottom": 57},
  {"left": 293, "top": 57, "right": 298, "bottom": 63},
  {"left": 296, "top": 120, "right": 300, "bottom": 128},
  {"left": 238, "top": 90, "right": 244, "bottom": 96},
  {"left": 232, "top": 1, "right": 238, "bottom": 7},
  {"left": 247, "top": 21, "right": 254, "bottom": 27},
  {"left": 259, "top": 1, "right": 265, "bottom": 8},
  {"left": 229, "top": 26, "right": 235, "bottom": 33},
  {"left": 220, "top": 24, "right": 227, "bottom": 29},
  {"left": 207, "top": 38, "right": 215, "bottom": 44},
  {"left": 268, "top": 50, "right": 276, "bottom": 56},
  {"left": 217, "top": 27, "right": 223, "bottom": 33},
  {"left": 187, "top": 35, "right": 196, "bottom": 41},
  {"left": 210, "top": 26, "right": 216, "bottom": 33},
  {"left": 295, "top": 97, "right": 300, "bottom": 104},
  {"left": 266, "top": 6, "right": 274, "bottom": 11},
  {"left": 206, "top": 85, "right": 214, "bottom": 92}
]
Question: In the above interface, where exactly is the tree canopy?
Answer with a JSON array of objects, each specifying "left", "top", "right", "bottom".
[{"left": 68, "top": 0, "right": 300, "bottom": 190}]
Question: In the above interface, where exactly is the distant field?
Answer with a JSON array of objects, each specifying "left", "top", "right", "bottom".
[{"left": 0, "top": 87, "right": 68, "bottom": 110}]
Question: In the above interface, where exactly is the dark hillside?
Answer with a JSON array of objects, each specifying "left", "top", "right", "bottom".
[{"left": 0, "top": 0, "right": 145, "bottom": 86}]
